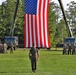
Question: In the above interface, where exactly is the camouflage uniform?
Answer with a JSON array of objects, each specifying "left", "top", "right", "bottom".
[
  {"left": 68, "top": 44, "right": 72, "bottom": 55},
  {"left": 10, "top": 43, "right": 13, "bottom": 53},
  {"left": 29, "top": 46, "right": 39, "bottom": 72},
  {"left": 4, "top": 43, "right": 7, "bottom": 53},
  {"left": 63, "top": 44, "right": 68, "bottom": 54}
]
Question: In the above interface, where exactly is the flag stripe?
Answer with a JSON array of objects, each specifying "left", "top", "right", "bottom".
[
  {"left": 33, "top": 15, "right": 36, "bottom": 44},
  {"left": 43, "top": 0, "right": 46, "bottom": 47},
  {"left": 45, "top": 0, "right": 48, "bottom": 47},
  {"left": 41, "top": 0, "right": 44, "bottom": 47},
  {"left": 39, "top": 0, "right": 42, "bottom": 47},
  {"left": 37, "top": 0, "right": 40, "bottom": 47},
  {"left": 35, "top": 16, "right": 38, "bottom": 47},
  {"left": 26, "top": 14, "right": 28, "bottom": 47},
  {"left": 29, "top": 15, "right": 32, "bottom": 47},
  {"left": 31, "top": 15, "right": 34, "bottom": 45},
  {"left": 24, "top": 0, "right": 50, "bottom": 48},
  {"left": 47, "top": 0, "right": 50, "bottom": 48},
  {"left": 28, "top": 15, "right": 30, "bottom": 47}
]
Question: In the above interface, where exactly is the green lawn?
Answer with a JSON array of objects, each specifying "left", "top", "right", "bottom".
[{"left": 0, "top": 49, "right": 76, "bottom": 75}]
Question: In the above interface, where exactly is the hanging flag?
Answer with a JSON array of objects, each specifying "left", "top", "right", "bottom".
[{"left": 24, "top": 0, "right": 50, "bottom": 48}]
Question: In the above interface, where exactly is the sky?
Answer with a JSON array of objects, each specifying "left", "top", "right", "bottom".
[
  {"left": 0, "top": 0, "right": 76, "bottom": 10},
  {"left": 0, "top": 0, "right": 6, "bottom": 5},
  {"left": 51, "top": 0, "right": 76, "bottom": 10}
]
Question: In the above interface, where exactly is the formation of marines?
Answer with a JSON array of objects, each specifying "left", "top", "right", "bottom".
[
  {"left": 63, "top": 43, "right": 76, "bottom": 55},
  {"left": 0, "top": 42, "right": 15, "bottom": 53}
]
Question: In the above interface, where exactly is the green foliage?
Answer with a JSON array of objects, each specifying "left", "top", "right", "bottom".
[
  {"left": 0, "top": 0, "right": 24, "bottom": 44},
  {"left": 0, "top": 50, "right": 76, "bottom": 75},
  {"left": 54, "top": 20, "right": 68, "bottom": 43},
  {"left": 49, "top": 2, "right": 68, "bottom": 47},
  {"left": 66, "top": 1, "right": 76, "bottom": 37},
  {"left": 49, "top": 3, "right": 57, "bottom": 47}
]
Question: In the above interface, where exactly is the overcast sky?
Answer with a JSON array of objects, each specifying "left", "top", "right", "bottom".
[
  {"left": 0, "top": 0, "right": 76, "bottom": 10},
  {"left": 0, "top": 0, "right": 6, "bottom": 5},
  {"left": 51, "top": 0, "right": 76, "bottom": 10}
]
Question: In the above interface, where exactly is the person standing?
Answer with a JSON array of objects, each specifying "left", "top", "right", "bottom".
[
  {"left": 63, "top": 44, "right": 68, "bottom": 55},
  {"left": 0, "top": 43, "right": 4, "bottom": 53},
  {"left": 4, "top": 43, "right": 8, "bottom": 53},
  {"left": 68, "top": 44, "right": 72, "bottom": 55},
  {"left": 29, "top": 44, "right": 39, "bottom": 72},
  {"left": 72, "top": 42, "right": 76, "bottom": 55},
  {"left": 13, "top": 43, "right": 16, "bottom": 50},
  {"left": 72, "top": 45, "right": 75, "bottom": 55},
  {"left": 10, "top": 42, "right": 14, "bottom": 53}
]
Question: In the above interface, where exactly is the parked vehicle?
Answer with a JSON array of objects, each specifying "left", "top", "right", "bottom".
[
  {"left": 5, "top": 36, "right": 18, "bottom": 49},
  {"left": 64, "top": 37, "right": 75, "bottom": 45}
]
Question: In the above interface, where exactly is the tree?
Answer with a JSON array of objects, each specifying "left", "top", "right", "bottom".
[
  {"left": 66, "top": 1, "right": 76, "bottom": 37},
  {"left": 49, "top": 2, "right": 58, "bottom": 47}
]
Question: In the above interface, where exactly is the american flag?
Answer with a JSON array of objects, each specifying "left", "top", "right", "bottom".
[{"left": 24, "top": 0, "right": 50, "bottom": 48}]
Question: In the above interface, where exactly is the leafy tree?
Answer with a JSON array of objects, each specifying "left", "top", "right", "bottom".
[
  {"left": 49, "top": 2, "right": 58, "bottom": 47},
  {"left": 66, "top": 1, "right": 76, "bottom": 37}
]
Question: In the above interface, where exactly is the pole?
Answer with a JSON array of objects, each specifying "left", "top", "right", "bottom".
[
  {"left": 58, "top": 0, "right": 73, "bottom": 37},
  {"left": 10, "top": 0, "right": 20, "bottom": 36}
]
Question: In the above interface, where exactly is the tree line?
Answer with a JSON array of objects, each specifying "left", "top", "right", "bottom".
[{"left": 0, "top": 0, "right": 76, "bottom": 47}]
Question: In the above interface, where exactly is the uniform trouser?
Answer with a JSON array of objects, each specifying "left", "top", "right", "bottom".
[
  {"left": 68, "top": 49, "right": 71, "bottom": 55},
  {"left": 31, "top": 58, "right": 37, "bottom": 71},
  {"left": 4, "top": 48, "right": 7, "bottom": 53},
  {"left": 72, "top": 49, "right": 75, "bottom": 55},
  {"left": 10, "top": 47, "right": 13, "bottom": 53},
  {"left": 63, "top": 49, "right": 66, "bottom": 54}
]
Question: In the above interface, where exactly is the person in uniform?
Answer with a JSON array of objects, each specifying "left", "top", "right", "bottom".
[
  {"left": 72, "top": 42, "right": 76, "bottom": 55},
  {"left": 10, "top": 42, "right": 14, "bottom": 53},
  {"left": 13, "top": 43, "right": 16, "bottom": 50},
  {"left": 72, "top": 45, "right": 75, "bottom": 55},
  {"left": 0, "top": 42, "right": 4, "bottom": 53},
  {"left": 68, "top": 44, "right": 72, "bottom": 55},
  {"left": 4, "top": 43, "right": 8, "bottom": 53},
  {"left": 29, "top": 44, "right": 39, "bottom": 72},
  {"left": 63, "top": 44, "right": 68, "bottom": 54}
]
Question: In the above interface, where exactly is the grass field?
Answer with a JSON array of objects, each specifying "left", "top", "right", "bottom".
[{"left": 0, "top": 49, "right": 76, "bottom": 75}]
